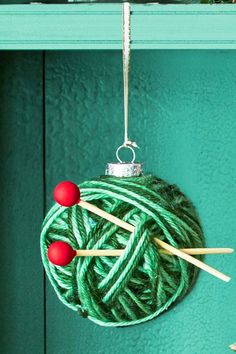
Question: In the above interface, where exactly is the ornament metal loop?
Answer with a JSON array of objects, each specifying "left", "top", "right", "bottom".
[
  {"left": 116, "top": 144, "right": 136, "bottom": 164},
  {"left": 106, "top": 144, "right": 142, "bottom": 177}
]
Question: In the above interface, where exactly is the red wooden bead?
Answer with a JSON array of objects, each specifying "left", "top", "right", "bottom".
[
  {"left": 48, "top": 241, "right": 76, "bottom": 266},
  {"left": 53, "top": 181, "right": 80, "bottom": 207}
]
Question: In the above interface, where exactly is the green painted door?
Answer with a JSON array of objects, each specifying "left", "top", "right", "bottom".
[{"left": 1, "top": 50, "right": 235, "bottom": 354}]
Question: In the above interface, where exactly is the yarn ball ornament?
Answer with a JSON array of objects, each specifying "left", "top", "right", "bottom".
[{"left": 40, "top": 174, "right": 204, "bottom": 327}]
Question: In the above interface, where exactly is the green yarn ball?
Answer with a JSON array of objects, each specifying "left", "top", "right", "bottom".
[{"left": 41, "top": 175, "right": 204, "bottom": 327}]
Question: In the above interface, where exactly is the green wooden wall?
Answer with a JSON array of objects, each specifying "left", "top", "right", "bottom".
[{"left": 0, "top": 50, "right": 235, "bottom": 354}]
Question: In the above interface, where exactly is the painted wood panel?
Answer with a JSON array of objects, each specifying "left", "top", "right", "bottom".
[
  {"left": 45, "top": 50, "right": 236, "bottom": 354},
  {"left": 0, "top": 52, "right": 44, "bottom": 354},
  {"left": 1, "top": 5, "right": 236, "bottom": 49},
  {"left": 0, "top": 49, "right": 236, "bottom": 354}
]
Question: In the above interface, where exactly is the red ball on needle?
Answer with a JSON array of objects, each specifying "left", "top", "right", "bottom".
[
  {"left": 53, "top": 181, "right": 134, "bottom": 232},
  {"left": 54, "top": 181, "right": 80, "bottom": 207},
  {"left": 48, "top": 241, "right": 76, "bottom": 266},
  {"left": 48, "top": 241, "right": 123, "bottom": 266}
]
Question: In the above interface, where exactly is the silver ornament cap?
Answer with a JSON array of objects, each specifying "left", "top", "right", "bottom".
[
  {"left": 105, "top": 144, "right": 143, "bottom": 177},
  {"left": 105, "top": 162, "right": 142, "bottom": 177}
]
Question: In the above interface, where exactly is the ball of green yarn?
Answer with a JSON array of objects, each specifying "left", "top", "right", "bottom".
[{"left": 41, "top": 174, "right": 204, "bottom": 327}]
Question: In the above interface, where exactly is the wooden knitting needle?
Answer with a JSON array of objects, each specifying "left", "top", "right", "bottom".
[
  {"left": 163, "top": 248, "right": 234, "bottom": 255},
  {"left": 77, "top": 247, "right": 234, "bottom": 256},
  {"left": 78, "top": 201, "right": 231, "bottom": 282},
  {"left": 53, "top": 181, "right": 231, "bottom": 282},
  {"left": 154, "top": 239, "right": 230, "bottom": 282},
  {"left": 48, "top": 242, "right": 234, "bottom": 267}
]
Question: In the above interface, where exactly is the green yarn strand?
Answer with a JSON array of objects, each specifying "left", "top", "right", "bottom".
[{"left": 40, "top": 175, "right": 204, "bottom": 327}]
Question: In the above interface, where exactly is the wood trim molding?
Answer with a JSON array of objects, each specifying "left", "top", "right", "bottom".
[{"left": 0, "top": 4, "right": 236, "bottom": 50}]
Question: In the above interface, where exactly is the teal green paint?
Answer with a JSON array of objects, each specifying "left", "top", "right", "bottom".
[
  {"left": 45, "top": 50, "right": 236, "bottom": 354},
  {"left": 1, "top": 5, "right": 236, "bottom": 50},
  {"left": 0, "top": 52, "right": 44, "bottom": 353},
  {"left": 0, "top": 48, "right": 235, "bottom": 353}
]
